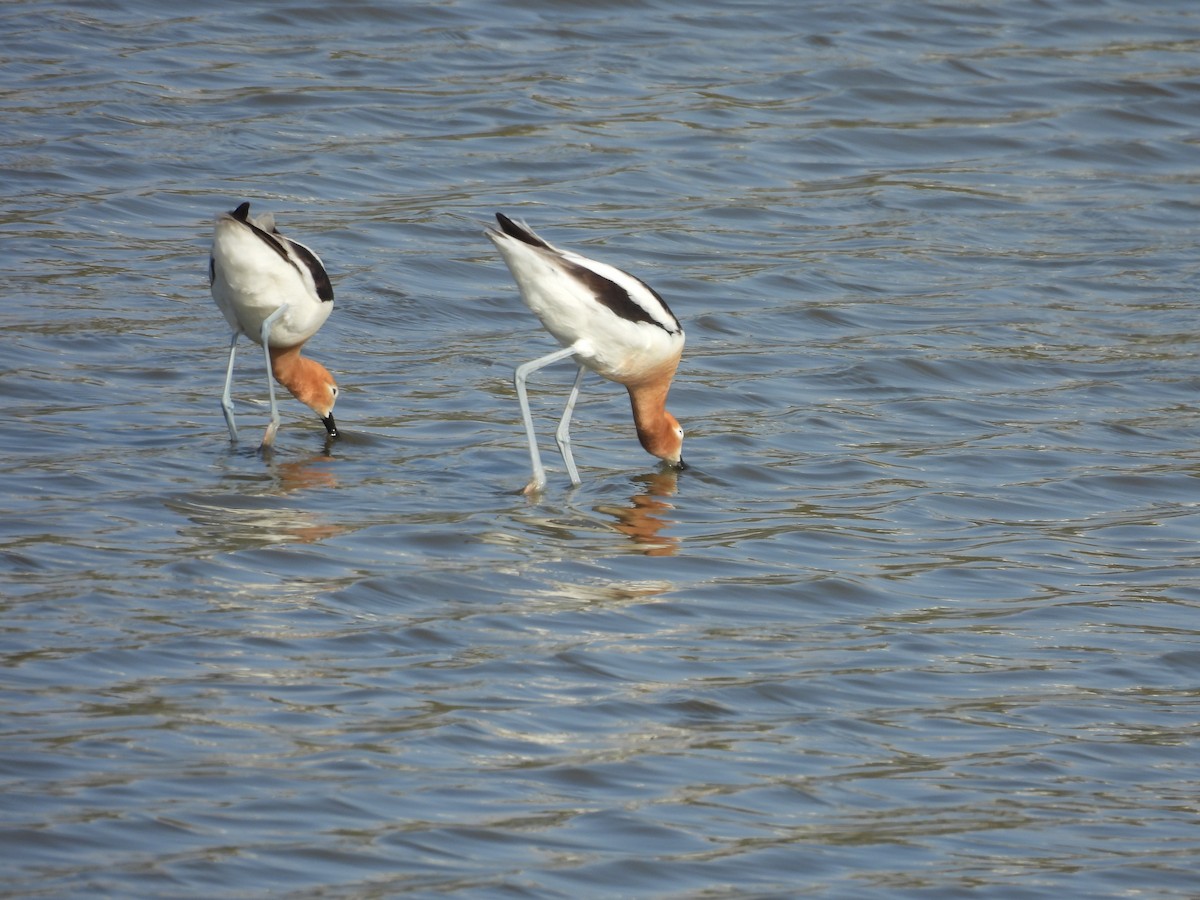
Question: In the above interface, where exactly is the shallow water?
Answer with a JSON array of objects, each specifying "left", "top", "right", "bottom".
[{"left": 3, "top": 0, "right": 1199, "bottom": 896}]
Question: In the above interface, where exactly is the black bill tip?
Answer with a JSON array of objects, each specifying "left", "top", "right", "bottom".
[{"left": 321, "top": 414, "right": 339, "bottom": 437}]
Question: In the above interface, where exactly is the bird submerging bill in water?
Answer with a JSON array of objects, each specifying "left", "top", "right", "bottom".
[
  {"left": 486, "top": 212, "right": 686, "bottom": 493},
  {"left": 209, "top": 201, "right": 339, "bottom": 450}
]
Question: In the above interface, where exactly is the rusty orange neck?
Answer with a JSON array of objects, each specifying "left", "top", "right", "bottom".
[
  {"left": 265, "top": 343, "right": 337, "bottom": 423},
  {"left": 626, "top": 362, "right": 680, "bottom": 460},
  {"left": 269, "top": 345, "right": 314, "bottom": 395}
]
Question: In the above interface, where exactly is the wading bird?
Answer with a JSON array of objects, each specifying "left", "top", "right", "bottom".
[
  {"left": 486, "top": 212, "right": 685, "bottom": 493},
  {"left": 209, "top": 201, "right": 339, "bottom": 449}
]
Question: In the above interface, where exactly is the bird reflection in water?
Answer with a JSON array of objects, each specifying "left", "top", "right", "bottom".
[
  {"left": 255, "top": 452, "right": 347, "bottom": 545},
  {"left": 272, "top": 454, "right": 337, "bottom": 495},
  {"left": 597, "top": 470, "right": 681, "bottom": 557},
  {"left": 172, "top": 451, "right": 346, "bottom": 551}
]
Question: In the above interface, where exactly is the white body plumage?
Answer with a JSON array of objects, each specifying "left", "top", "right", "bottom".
[{"left": 210, "top": 204, "right": 334, "bottom": 350}]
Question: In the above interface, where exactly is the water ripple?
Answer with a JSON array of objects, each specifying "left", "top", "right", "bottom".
[{"left": 3, "top": 0, "right": 1200, "bottom": 896}]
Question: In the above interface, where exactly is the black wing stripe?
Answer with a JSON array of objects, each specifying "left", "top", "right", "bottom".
[
  {"left": 286, "top": 239, "right": 334, "bottom": 302},
  {"left": 565, "top": 258, "right": 679, "bottom": 335},
  {"left": 232, "top": 202, "right": 292, "bottom": 266},
  {"left": 638, "top": 280, "right": 681, "bottom": 333},
  {"left": 495, "top": 212, "right": 552, "bottom": 250},
  {"left": 495, "top": 210, "right": 680, "bottom": 334},
  {"left": 229, "top": 202, "right": 332, "bottom": 302}
]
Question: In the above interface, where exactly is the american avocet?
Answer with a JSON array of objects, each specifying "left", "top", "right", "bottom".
[
  {"left": 209, "top": 201, "right": 339, "bottom": 449},
  {"left": 486, "top": 212, "right": 685, "bottom": 493}
]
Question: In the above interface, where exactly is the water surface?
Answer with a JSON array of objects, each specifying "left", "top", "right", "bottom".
[{"left": 3, "top": 0, "right": 1199, "bottom": 896}]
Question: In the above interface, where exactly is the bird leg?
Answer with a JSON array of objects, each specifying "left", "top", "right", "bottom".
[
  {"left": 220, "top": 330, "right": 240, "bottom": 443},
  {"left": 258, "top": 304, "right": 289, "bottom": 451},
  {"left": 514, "top": 346, "right": 576, "bottom": 493},
  {"left": 555, "top": 365, "right": 586, "bottom": 486}
]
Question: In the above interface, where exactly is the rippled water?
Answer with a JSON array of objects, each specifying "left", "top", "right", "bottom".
[{"left": 3, "top": 0, "right": 1199, "bottom": 896}]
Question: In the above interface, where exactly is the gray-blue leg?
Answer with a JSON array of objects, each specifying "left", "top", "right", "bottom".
[
  {"left": 555, "top": 365, "right": 586, "bottom": 486},
  {"left": 221, "top": 330, "right": 239, "bottom": 443},
  {"left": 258, "top": 305, "right": 288, "bottom": 450},
  {"left": 514, "top": 346, "right": 576, "bottom": 493}
]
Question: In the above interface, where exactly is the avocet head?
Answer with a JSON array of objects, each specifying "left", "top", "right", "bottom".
[
  {"left": 285, "top": 362, "right": 340, "bottom": 437},
  {"left": 638, "top": 411, "right": 685, "bottom": 470}
]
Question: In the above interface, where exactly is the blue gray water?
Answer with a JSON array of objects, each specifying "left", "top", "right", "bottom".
[{"left": 3, "top": 0, "right": 1199, "bottom": 896}]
